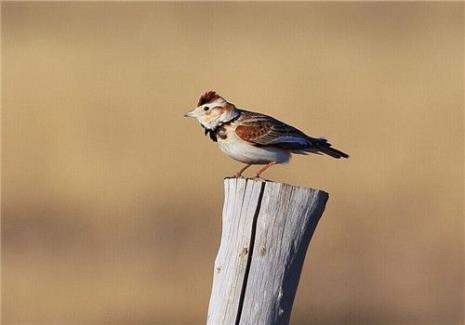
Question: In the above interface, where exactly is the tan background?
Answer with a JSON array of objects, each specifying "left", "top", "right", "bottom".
[{"left": 2, "top": 2, "right": 464, "bottom": 325}]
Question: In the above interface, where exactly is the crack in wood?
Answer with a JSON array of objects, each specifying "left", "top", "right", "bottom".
[{"left": 234, "top": 181, "right": 266, "bottom": 325}]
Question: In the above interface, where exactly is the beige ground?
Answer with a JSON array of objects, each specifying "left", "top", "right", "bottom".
[{"left": 2, "top": 2, "right": 463, "bottom": 325}]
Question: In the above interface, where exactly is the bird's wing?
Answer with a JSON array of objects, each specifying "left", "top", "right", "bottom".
[{"left": 235, "top": 111, "right": 312, "bottom": 150}]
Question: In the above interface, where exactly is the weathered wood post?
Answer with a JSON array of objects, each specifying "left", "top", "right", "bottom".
[{"left": 207, "top": 178, "right": 329, "bottom": 325}]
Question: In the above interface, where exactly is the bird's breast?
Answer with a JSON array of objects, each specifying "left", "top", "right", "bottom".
[
  {"left": 216, "top": 126, "right": 228, "bottom": 140},
  {"left": 216, "top": 127, "right": 290, "bottom": 165}
]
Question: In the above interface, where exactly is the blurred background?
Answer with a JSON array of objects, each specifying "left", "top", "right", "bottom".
[{"left": 2, "top": 2, "right": 463, "bottom": 325}]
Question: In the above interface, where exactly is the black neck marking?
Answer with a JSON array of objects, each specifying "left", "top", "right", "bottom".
[{"left": 202, "top": 112, "right": 241, "bottom": 142}]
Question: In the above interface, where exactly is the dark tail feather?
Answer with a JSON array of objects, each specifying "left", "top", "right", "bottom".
[
  {"left": 311, "top": 138, "right": 349, "bottom": 159},
  {"left": 317, "top": 146, "right": 349, "bottom": 159}
]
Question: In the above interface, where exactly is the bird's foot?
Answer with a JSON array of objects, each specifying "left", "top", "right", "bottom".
[{"left": 232, "top": 164, "right": 252, "bottom": 178}]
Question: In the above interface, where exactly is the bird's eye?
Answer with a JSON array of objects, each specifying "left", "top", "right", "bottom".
[{"left": 203, "top": 106, "right": 209, "bottom": 111}]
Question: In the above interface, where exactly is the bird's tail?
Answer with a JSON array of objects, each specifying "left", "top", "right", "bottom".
[{"left": 310, "top": 137, "right": 349, "bottom": 159}]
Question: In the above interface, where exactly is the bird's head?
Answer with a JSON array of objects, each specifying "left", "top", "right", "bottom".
[{"left": 184, "top": 91, "right": 239, "bottom": 130}]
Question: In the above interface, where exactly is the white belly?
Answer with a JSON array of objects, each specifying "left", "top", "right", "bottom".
[{"left": 217, "top": 137, "right": 291, "bottom": 165}]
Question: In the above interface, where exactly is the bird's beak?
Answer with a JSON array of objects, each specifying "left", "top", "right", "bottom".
[{"left": 184, "top": 109, "right": 197, "bottom": 118}]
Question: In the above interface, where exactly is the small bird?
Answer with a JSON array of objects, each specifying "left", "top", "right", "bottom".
[{"left": 184, "top": 91, "right": 349, "bottom": 178}]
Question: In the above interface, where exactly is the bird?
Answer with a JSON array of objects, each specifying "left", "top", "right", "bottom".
[{"left": 184, "top": 91, "right": 349, "bottom": 178}]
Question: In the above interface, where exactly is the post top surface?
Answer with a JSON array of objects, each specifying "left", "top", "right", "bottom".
[{"left": 223, "top": 177, "right": 329, "bottom": 197}]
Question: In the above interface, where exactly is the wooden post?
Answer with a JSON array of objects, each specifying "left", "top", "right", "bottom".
[{"left": 207, "top": 178, "right": 329, "bottom": 325}]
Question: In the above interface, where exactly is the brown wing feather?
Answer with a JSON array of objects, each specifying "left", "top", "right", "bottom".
[
  {"left": 234, "top": 110, "right": 349, "bottom": 158},
  {"left": 235, "top": 111, "right": 311, "bottom": 149},
  {"left": 235, "top": 120, "right": 273, "bottom": 142}
]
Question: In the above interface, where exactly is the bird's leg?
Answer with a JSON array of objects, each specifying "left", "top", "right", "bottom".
[
  {"left": 254, "top": 162, "right": 276, "bottom": 179},
  {"left": 234, "top": 164, "right": 252, "bottom": 178}
]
